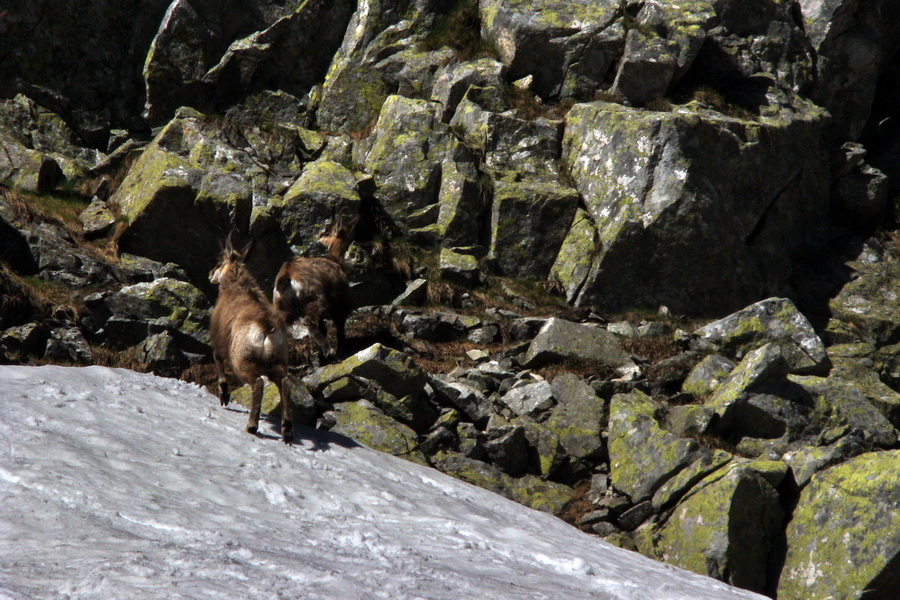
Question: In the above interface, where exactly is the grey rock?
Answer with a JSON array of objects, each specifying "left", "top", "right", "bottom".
[
  {"left": 499, "top": 381, "right": 555, "bottom": 419},
  {"left": 523, "top": 318, "right": 633, "bottom": 372},
  {"left": 692, "top": 297, "right": 830, "bottom": 375}
]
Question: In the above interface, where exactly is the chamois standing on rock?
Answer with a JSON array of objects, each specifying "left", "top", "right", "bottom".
[
  {"left": 210, "top": 230, "right": 293, "bottom": 443},
  {"left": 273, "top": 212, "right": 358, "bottom": 361}
]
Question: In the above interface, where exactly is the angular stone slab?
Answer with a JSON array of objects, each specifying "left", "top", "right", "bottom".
[
  {"left": 778, "top": 450, "right": 900, "bottom": 600},
  {"left": 693, "top": 297, "right": 830, "bottom": 375},
  {"left": 523, "top": 318, "right": 633, "bottom": 371}
]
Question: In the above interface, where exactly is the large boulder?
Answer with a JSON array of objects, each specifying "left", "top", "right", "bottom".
[
  {"left": 110, "top": 107, "right": 307, "bottom": 290},
  {"left": 143, "top": 0, "right": 354, "bottom": 125},
  {"left": 639, "top": 461, "right": 784, "bottom": 595},
  {"left": 692, "top": 297, "right": 830, "bottom": 375},
  {"left": 479, "top": 0, "right": 624, "bottom": 99},
  {"left": 562, "top": 101, "right": 831, "bottom": 315},
  {"left": 799, "top": 0, "right": 900, "bottom": 140},
  {"left": 523, "top": 318, "right": 634, "bottom": 373},
  {"left": 608, "top": 390, "right": 709, "bottom": 503},
  {"left": 778, "top": 450, "right": 900, "bottom": 600},
  {"left": 489, "top": 181, "right": 579, "bottom": 279},
  {"left": 362, "top": 95, "right": 459, "bottom": 229}
]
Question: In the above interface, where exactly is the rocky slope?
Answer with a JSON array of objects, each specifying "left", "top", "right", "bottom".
[{"left": 1, "top": 1, "right": 899, "bottom": 598}]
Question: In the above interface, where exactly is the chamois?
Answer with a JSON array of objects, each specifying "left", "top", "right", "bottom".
[
  {"left": 273, "top": 212, "right": 359, "bottom": 360},
  {"left": 210, "top": 230, "right": 293, "bottom": 443}
]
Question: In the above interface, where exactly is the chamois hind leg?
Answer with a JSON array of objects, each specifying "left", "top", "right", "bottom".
[
  {"left": 214, "top": 352, "right": 230, "bottom": 406},
  {"left": 273, "top": 367, "right": 293, "bottom": 444},
  {"left": 246, "top": 377, "right": 263, "bottom": 435}
]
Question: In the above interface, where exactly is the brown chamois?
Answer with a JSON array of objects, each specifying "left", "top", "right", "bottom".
[
  {"left": 273, "top": 212, "right": 359, "bottom": 359},
  {"left": 210, "top": 230, "right": 293, "bottom": 443}
]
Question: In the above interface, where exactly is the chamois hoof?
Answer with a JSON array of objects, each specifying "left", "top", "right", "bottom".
[
  {"left": 281, "top": 423, "right": 294, "bottom": 444},
  {"left": 245, "top": 424, "right": 258, "bottom": 435}
]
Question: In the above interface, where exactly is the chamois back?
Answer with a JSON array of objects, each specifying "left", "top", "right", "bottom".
[{"left": 273, "top": 212, "right": 358, "bottom": 359}]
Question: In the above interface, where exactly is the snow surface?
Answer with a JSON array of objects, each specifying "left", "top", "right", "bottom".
[{"left": 0, "top": 365, "right": 767, "bottom": 600}]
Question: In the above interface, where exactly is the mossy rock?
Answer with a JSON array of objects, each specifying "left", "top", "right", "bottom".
[
  {"left": 431, "top": 450, "right": 572, "bottom": 515},
  {"left": 829, "top": 260, "right": 900, "bottom": 347},
  {"left": 489, "top": 180, "right": 579, "bottom": 279},
  {"left": 693, "top": 297, "right": 830, "bottom": 375},
  {"left": 778, "top": 450, "right": 900, "bottom": 600},
  {"left": 330, "top": 400, "right": 427, "bottom": 466},
  {"left": 305, "top": 343, "right": 428, "bottom": 401},
  {"left": 608, "top": 390, "right": 708, "bottom": 503},
  {"left": 644, "top": 462, "right": 783, "bottom": 594},
  {"left": 549, "top": 208, "right": 597, "bottom": 304}
]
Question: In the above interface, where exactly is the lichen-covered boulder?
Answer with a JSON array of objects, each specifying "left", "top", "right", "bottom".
[
  {"left": 0, "top": 95, "right": 102, "bottom": 192},
  {"left": 704, "top": 343, "right": 790, "bottom": 433},
  {"left": 82, "top": 277, "right": 211, "bottom": 353},
  {"left": 143, "top": 0, "right": 353, "bottom": 125},
  {"left": 304, "top": 343, "right": 427, "bottom": 401},
  {"left": 439, "top": 248, "right": 482, "bottom": 286},
  {"left": 479, "top": 0, "right": 623, "bottom": 99},
  {"left": 692, "top": 297, "right": 830, "bottom": 374},
  {"left": 328, "top": 400, "right": 427, "bottom": 465},
  {"left": 549, "top": 208, "right": 597, "bottom": 303},
  {"left": 363, "top": 95, "right": 457, "bottom": 228},
  {"left": 489, "top": 181, "right": 579, "bottom": 279},
  {"left": 450, "top": 91, "right": 563, "bottom": 182},
  {"left": 431, "top": 450, "right": 572, "bottom": 514},
  {"left": 608, "top": 390, "right": 709, "bottom": 503},
  {"left": 562, "top": 101, "right": 830, "bottom": 315},
  {"left": 778, "top": 450, "right": 900, "bottom": 600},
  {"left": 431, "top": 58, "right": 506, "bottom": 122},
  {"left": 788, "top": 370, "right": 899, "bottom": 450},
  {"left": 499, "top": 381, "right": 554, "bottom": 419},
  {"left": 111, "top": 107, "right": 304, "bottom": 290},
  {"left": 271, "top": 158, "right": 361, "bottom": 256},
  {"left": 429, "top": 160, "right": 488, "bottom": 247},
  {"left": 316, "top": 1, "right": 447, "bottom": 132},
  {"left": 682, "top": 354, "right": 736, "bottom": 397},
  {"left": 639, "top": 461, "right": 784, "bottom": 594},
  {"left": 429, "top": 376, "right": 494, "bottom": 427},
  {"left": 828, "top": 259, "right": 900, "bottom": 347},
  {"left": 545, "top": 374, "right": 606, "bottom": 463},
  {"left": 523, "top": 318, "right": 634, "bottom": 373},
  {"left": 611, "top": 1, "right": 715, "bottom": 104}
]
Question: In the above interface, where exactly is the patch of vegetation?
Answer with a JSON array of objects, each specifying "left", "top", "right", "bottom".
[
  {"left": 506, "top": 84, "right": 575, "bottom": 121},
  {"left": 421, "top": 0, "right": 496, "bottom": 61}
]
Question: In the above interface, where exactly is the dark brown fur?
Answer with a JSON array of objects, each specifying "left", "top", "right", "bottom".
[
  {"left": 210, "top": 231, "right": 293, "bottom": 443},
  {"left": 273, "top": 213, "right": 358, "bottom": 359}
]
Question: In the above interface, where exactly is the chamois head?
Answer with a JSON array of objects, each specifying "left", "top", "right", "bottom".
[
  {"left": 210, "top": 230, "right": 253, "bottom": 285},
  {"left": 317, "top": 211, "right": 359, "bottom": 259}
]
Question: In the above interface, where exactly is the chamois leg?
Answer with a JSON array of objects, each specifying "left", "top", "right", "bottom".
[
  {"left": 214, "top": 352, "right": 230, "bottom": 406},
  {"left": 274, "top": 368, "right": 293, "bottom": 444},
  {"left": 334, "top": 316, "right": 347, "bottom": 357},
  {"left": 246, "top": 377, "right": 263, "bottom": 435}
]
